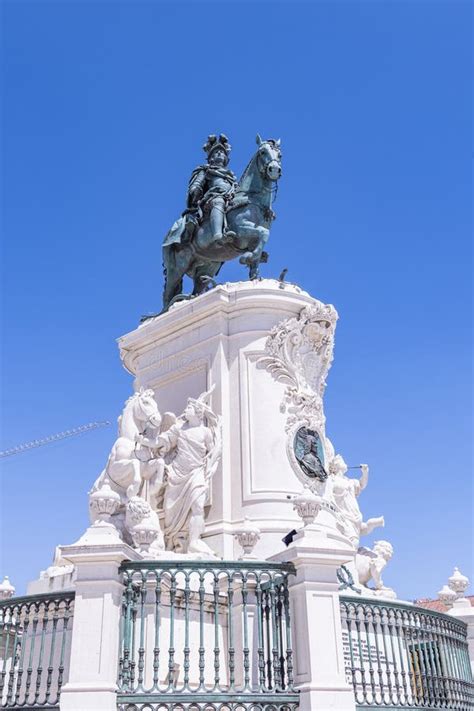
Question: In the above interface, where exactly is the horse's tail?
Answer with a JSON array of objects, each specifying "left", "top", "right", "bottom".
[
  {"left": 88, "top": 467, "right": 107, "bottom": 495},
  {"left": 162, "top": 242, "right": 190, "bottom": 310}
]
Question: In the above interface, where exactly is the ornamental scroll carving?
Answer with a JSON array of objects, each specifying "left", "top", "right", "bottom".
[{"left": 258, "top": 301, "right": 338, "bottom": 434}]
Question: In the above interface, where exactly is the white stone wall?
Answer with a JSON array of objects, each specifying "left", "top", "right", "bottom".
[{"left": 118, "top": 280, "right": 319, "bottom": 560}]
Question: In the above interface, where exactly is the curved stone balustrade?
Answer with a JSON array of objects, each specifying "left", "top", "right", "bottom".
[
  {"left": 0, "top": 590, "right": 75, "bottom": 709},
  {"left": 340, "top": 596, "right": 474, "bottom": 710}
]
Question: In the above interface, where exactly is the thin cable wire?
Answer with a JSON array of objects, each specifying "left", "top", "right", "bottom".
[{"left": 0, "top": 421, "right": 111, "bottom": 458}]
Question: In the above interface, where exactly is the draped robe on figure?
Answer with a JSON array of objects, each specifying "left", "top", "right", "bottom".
[
  {"left": 162, "top": 423, "right": 212, "bottom": 547},
  {"left": 332, "top": 476, "right": 362, "bottom": 545}
]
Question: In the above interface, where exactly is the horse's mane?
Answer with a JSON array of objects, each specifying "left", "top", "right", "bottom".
[
  {"left": 237, "top": 152, "right": 258, "bottom": 191},
  {"left": 124, "top": 391, "right": 140, "bottom": 407},
  {"left": 238, "top": 140, "right": 279, "bottom": 191}
]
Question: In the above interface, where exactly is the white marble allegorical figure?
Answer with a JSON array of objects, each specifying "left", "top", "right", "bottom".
[
  {"left": 329, "top": 456, "right": 384, "bottom": 548},
  {"left": 156, "top": 387, "right": 222, "bottom": 557},
  {"left": 356, "top": 540, "right": 395, "bottom": 595}
]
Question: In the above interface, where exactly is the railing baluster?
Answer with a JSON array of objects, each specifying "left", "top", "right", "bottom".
[
  {"left": 227, "top": 570, "right": 235, "bottom": 690},
  {"left": 269, "top": 574, "right": 282, "bottom": 691},
  {"left": 264, "top": 587, "right": 273, "bottom": 689},
  {"left": 137, "top": 572, "right": 147, "bottom": 691},
  {"left": 363, "top": 604, "right": 377, "bottom": 704},
  {"left": 14, "top": 604, "right": 29, "bottom": 706},
  {"left": 255, "top": 574, "right": 266, "bottom": 691},
  {"left": 198, "top": 569, "right": 205, "bottom": 690},
  {"left": 283, "top": 573, "right": 294, "bottom": 691},
  {"left": 341, "top": 601, "right": 357, "bottom": 699},
  {"left": 354, "top": 605, "right": 368, "bottom": 704},
  {"left": 371, "top": 603, "right": 385, "bottom": 704},
  {"left": 393, "top": 608, "right": 409, "bottom": 706},
  {"left": 5, "top": 603, "right": 20, "bottom": 707},
  {"left": 213, "top": 571, "right": 221, "bottom": 690},
  {"left": 152, "top": 569, "right": 161, "bottom": 692},
  {"left": 241, "top": 571, "right": 250, "bottom": 691},
  {"left": 276, "top": 579, "right": 286, "bottom": 689},
  {"left": 448, "top": 618, "right": 463, "bottom": 706},
  {"left": 439, "top": 614, "right": 457, "bottom": 705},
  {"left": 435, "top": 616, "right": 449, "bottom": 707},
  {"left": 34, "top": 600, "right": 49, "bottom": 704},
  {"left": 121, "top": 574, "right": 133, "bottom": 691},
  {"left": 167, "top": 571, "right": 176, "bottom": 691},
  {"left": 416, "top": 611, "right": 431, "bottom": 706},
  {"left": 130, "top": 583, "right": 139, "bottom": 691},
  {"left": 44, "top": 598, "right": 60, "bottom": 704},
  {"left": 25, "top": 601, "right": 39, "bottom": 704},
  {"left": 422, "top": 612, "right": 437, "bottom": 707},
  {"left": 385, "top": 607, "right": 401, "bottom": 706},
  {"left": 402, "top": 609, "right": 419, "bottom": 705},
  {"left": 183, "top": 570, "right": 191, "bottom": 691}
]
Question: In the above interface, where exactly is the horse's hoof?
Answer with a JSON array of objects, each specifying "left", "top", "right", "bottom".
[{"left": 239, "top": 252, "right": 252, "bottom": 266}]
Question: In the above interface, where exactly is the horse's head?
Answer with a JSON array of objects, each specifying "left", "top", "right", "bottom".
[
  {"left": 130, "top": 388, "right": 162, "bottom": 429},
  {"left": 255, "top": 134, "right": 282, "bottom": 181}
]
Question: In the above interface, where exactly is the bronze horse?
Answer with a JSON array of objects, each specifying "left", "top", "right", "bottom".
[{"left": 162, "top": 136, "right": 282, "bottom": 311}]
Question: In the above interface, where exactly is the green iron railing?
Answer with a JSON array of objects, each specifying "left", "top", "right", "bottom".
[
  {"left": 117, "top": 560, "right": 299, "bottom": 711},
  {"left": 0, "top": 590, "right": 75, "bottom": 710},
  {"left": 340, "top": 596, "right": 474, "bottom": 710}
]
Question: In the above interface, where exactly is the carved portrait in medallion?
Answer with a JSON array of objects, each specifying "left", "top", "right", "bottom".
[{"left": 293, "top": 426, "right": 328, "bottom": 483}]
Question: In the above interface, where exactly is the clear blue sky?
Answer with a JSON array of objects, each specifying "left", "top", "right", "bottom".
[{"left": 1, "top": 0, "right": 472, "bottom": 600}]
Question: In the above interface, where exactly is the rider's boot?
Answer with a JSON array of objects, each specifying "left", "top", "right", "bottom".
[{"left": 210, "top": 205, "right": 226, "bottom": 246}]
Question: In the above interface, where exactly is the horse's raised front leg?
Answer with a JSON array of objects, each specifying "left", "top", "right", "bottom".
[{"left": 238, "top": 226, "right": 269, "bottom": 280}]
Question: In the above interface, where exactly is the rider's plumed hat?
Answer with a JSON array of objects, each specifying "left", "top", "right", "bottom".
[{"left": 203, "top": 134, "right": 232, "bottom": 162}]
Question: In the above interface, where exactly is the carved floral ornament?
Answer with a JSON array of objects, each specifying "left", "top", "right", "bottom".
[
  {"left": 257, "top": 301, "right": 338, "bottom": 434},
  {"left": 257, "top": 301, "right": 338, "bottom": 491}
]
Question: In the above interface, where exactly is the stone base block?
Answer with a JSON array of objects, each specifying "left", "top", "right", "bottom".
[
  {"left": 296, "top": 684, "right": 356, "bottom": 711},
  {"left": 59, "top": 684, "right": 117, "bottom": 711}
]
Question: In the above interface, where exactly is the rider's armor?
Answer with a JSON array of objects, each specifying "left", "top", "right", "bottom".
[{"left": 182, "top": 134, "right": 237, "bottom": 246}]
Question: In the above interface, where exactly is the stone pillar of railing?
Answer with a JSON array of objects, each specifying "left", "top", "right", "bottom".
[
  {"left": 232, "top": 521, "right": 262, "bottom": 689},
  {"left": 447, "top": 569, "right": 474, "bottom": 674},
  {"left": 57, "top": 522, "right": 141, "bottom": 711},
  {"left": 269, "top": 490, "right": 357, "bottom": 711},
  {"left": 450, "top": 599, "right": 474, "bottom": 674}
]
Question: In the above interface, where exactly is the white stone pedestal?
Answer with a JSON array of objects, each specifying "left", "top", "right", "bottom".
[
  {"left": 58, "top": 524, "right": 141, "bottom": 711},
  {"left": 118, "top": 279, "right": 326, "bottom": 560},
  {"left": 270, "top": 523, "right": 357, "bottom": 711}
]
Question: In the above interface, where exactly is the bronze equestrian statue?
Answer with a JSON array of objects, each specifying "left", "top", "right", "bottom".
[{"left": 162, "top": 133, "right": 282, "bottom": 311}]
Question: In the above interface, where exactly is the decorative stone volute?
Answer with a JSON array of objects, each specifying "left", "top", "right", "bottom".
[
  {"left": 293, "top": 486, "right": 322, "bottom": 526},
  {"left": 89, "top": 480, "right": 121, "bottom": 525},
  {"left": 448, "top": 567, "right": 469, "bottom": 598},
  {"left": 258, "top": 300, "right": 338, "bottom": 435},
  {"left": 0, "top": 576, "right": 15, "bottom": 600},
  {"left": 234, "top": 518, "right": 261, "bottom": 559}
]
